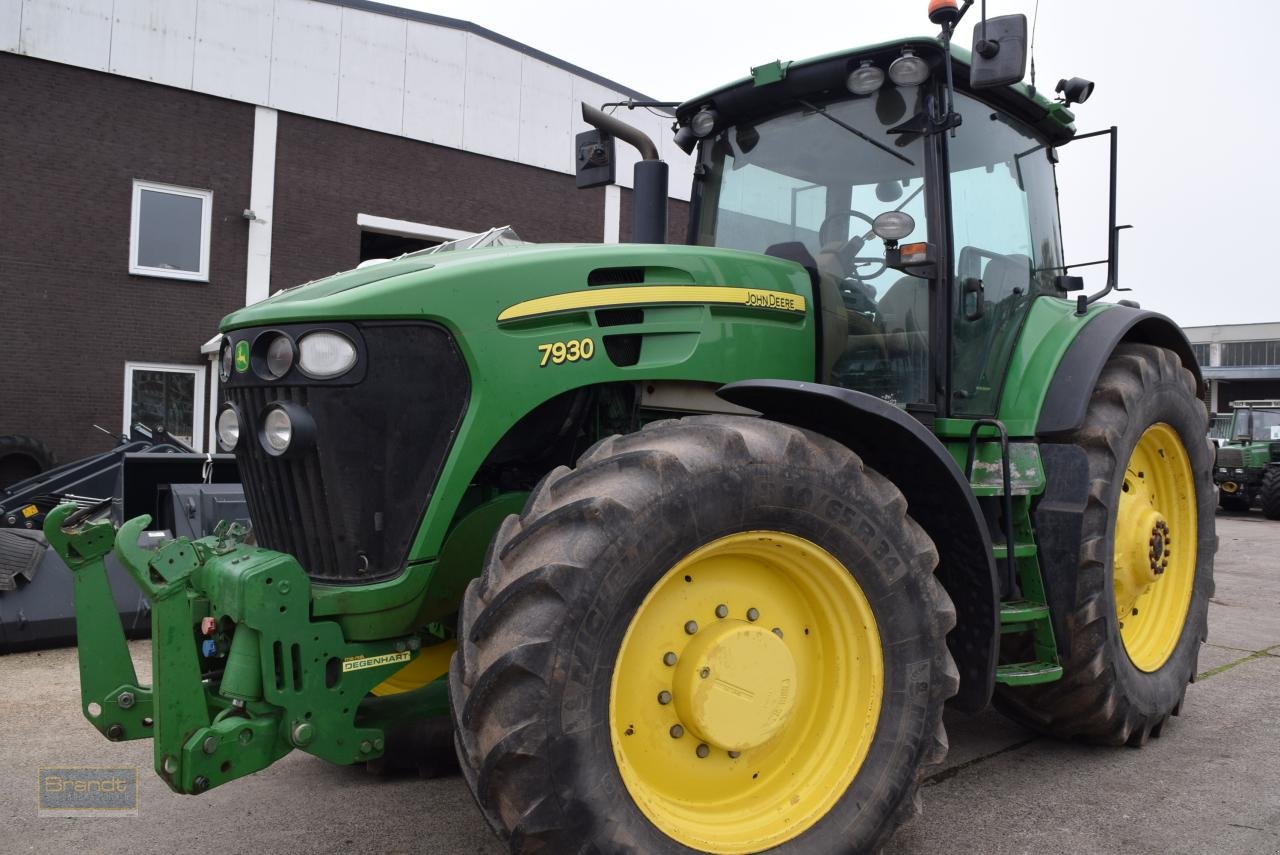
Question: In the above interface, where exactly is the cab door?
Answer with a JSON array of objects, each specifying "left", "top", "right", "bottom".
[{"left": 946, "top": 91, "right": 1065, "bottom": 416}]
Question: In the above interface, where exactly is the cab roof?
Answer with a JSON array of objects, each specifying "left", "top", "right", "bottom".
[{"left": 676, "top": 36, "right": 1076, "bottom": 144}]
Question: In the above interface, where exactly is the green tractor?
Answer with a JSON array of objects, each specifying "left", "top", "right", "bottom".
[
  {"left": 50, "top": 3, "right": 1216, "bottom": 852},
  {"left": 1214, "top": 399, "right": 1280, "bottom": 517}
]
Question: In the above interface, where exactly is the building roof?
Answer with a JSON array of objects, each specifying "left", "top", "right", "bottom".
[{"left": 315, "top": 0, "right": 655, "bottom": 102}]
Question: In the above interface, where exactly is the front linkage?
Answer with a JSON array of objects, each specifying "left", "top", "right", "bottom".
[{"left": 44, "top": 503, "right": 450, "bottom": 794}]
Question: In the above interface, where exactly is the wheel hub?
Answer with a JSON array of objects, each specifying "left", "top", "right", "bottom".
[
  {"left": 672, "top": 621, "right": 797, "bottom": 752},
  {"left": 1111, "top": 423, "right": 1197, "bottom": 672}
]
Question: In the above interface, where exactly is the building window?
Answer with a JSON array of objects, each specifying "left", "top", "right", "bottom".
[
  {"left": 1221, "top": 339, "right": 1280, "bottom": 368},
  {"left": 1190, "top": 342, "right": 1210, "bottom": 367},
  {"left": 130, "top": 180, "right": 212, "bottom": 281},
  {"left": 122, "top": 362, "right": 206, "bottom": 449}
]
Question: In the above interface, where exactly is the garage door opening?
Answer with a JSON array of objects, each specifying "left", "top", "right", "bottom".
[{"left": 359, "top": 230, "right": 438, "bottom": 262}]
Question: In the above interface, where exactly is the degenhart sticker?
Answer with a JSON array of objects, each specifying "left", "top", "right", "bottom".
[{"left": 341, "top": 651, "right": 412, "bottom": 673}]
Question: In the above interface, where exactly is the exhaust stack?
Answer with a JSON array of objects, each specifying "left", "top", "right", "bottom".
[{"left": 581, "top": 103, "right": 668, "bottom": 244}]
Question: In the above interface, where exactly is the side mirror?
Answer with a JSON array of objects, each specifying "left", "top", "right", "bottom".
[
  {"left": 574, "top": 129, "right": 615, "bottom": 189},
  {"left": 970, "top": 14, "right": 1028, "bottom": 88}
]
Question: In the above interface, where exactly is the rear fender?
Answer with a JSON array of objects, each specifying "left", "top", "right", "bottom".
[{"left": 718, "top": 380, "right": 999, "bottom": 712}]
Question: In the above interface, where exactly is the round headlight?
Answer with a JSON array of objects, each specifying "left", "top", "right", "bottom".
[
  {"left": 219, "top": 338, "right": 234, "bottom": 382},
  {"left": 263, "top": 407, "right": 293, "bottom": 454},
  {"left": 872, "top": 211, "right": 917, "bottom": 242},
  {"left": 690, "top": 108, "right": 718, "bottom": 138},
  {"left": 846, "top": 61, "right": 885, "bottom": 96},
  {"left": 264, "top": 334, "right": 294, "bottom": 379},
  {"left": 216, "top": 405, "right": 241, "bottom": 451},
  {"left": 888, "top": 50, "right": 930, "bottom": 87},
  {"left": 297, "top": 332, "right": 357, "bottom": 379}
]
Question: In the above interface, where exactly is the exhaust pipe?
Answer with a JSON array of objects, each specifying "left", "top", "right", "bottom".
[{"left": 581, "top": 103, "right": 668, "bottom": 244}]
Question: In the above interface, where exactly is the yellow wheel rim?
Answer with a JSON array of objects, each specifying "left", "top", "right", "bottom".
[
  {"left": 1112, "top": 423, "right": 1198, "bottom": 672},
  {"left": 609, "top": 531, "right": 883, "bottom": 854}
]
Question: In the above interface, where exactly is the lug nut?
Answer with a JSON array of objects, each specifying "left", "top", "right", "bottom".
[
  {"left": 772, "top": 627, "right": 784, "bottom": 639},
  {"left": 684, "top": 621, "right": 698, "bottom": 635},
  {"left": 117, "top": 691, "right": 135, "bottom": 709},
  {"left": 715, "top": 604, "right": 729, "bottom": 619},
  {"left": 657, "top": 691, "right": 672, "bottom": 705},
  {"left": 728, "top": 751, "right": 741, "bottom": 759},
  {"left": 696, "top": 743, "right": 710, "bottom": 758},
  {"left": 663, "top": 652, "right": 677, "bottom": 666},
  {"left": 746, "top": 608, "right": 759, "bottom": 622},
  {"left": 700, "top": 667, "right": 710, "bottom": 679},
  {"left": 670, "top": 725, "right": 685, "bottom": 739}
]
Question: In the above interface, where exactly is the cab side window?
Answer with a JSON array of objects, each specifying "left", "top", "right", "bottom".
[{"left": 949, "top": 92, "right": 1064, "bottom": 415}]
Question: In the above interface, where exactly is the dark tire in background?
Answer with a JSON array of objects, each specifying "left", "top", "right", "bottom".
[
  {"left": 996, "top": 344, "right": 1215, "bottom": 746},
  {"left": 1259, "top": 468, "right": 1280, "bottom": 520},
  {"left": 0, "top": 435, "right": 55, "bottom": 491}
]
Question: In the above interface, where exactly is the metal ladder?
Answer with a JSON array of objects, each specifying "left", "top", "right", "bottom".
[{"left": 964, "top": 419, "right": 1063, "bottom": 687}]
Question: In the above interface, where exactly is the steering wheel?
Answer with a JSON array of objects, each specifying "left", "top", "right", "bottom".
[{"left": 817, "top": 209, "right": 888, "bottom": 282}]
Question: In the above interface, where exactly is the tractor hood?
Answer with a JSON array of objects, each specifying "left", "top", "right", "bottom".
[{"left": 220, "top": 243, "right": 815, "bottom": 334}]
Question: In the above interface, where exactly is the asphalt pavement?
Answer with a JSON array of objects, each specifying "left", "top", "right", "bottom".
[{"left": 1, "top": 513, "right": 1277, "bottom": 854}]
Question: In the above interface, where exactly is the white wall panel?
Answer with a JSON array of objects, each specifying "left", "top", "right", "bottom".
[
  {"left": 0, "top": 0, "right": 21, "bottom": 52},
  {"left": 19, "top": 0, "right": 112, "bottom": 70},
  {"left": 109, "top": 0, "right": 197, "bottom": 88},
  {"left": 461, "top": 33, "right": 521, "bottom": 162},
  {"left": 517, "top": 57, "right": 571, "bottom": 172},
  {"left": 269, "top": 0, "right": 340, "bottom": 120},
  {"left": 336, "top": 7, "right": 405, "bottom": 136},
  {"left": 6, "top": 0, "right": 694, "bottom": 202},
  {"left": 402, "top": 21, "right": 465, "bottom": 149},
  {"left": 192, "top": 0, "right": 273, "bottom": 104}
]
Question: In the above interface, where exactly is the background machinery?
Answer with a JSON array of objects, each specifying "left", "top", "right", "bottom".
[{"left": 1214, "top": 399, "right": 1280, "bottom": 517}]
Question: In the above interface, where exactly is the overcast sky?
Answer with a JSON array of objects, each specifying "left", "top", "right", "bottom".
[{"left": 389, "top": 0, "right": 1273, "bottom": 328}]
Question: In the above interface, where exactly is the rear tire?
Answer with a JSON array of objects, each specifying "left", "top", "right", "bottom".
[
  {"left": 451, "top": 415, "right": 957, "bottom": 853},
  {"left": 996, "top": 344, "right": 1215, "bottom": 745},
  {"left": 1259, "top": 469, "right": 1280, "bottom": 520}
]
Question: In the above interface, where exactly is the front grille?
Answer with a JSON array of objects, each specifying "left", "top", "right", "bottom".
[
  {"left": 1216, "top": 447, "right": 1244, "bottom": 468},
  {"left": 226, "top": 322, "right": 469, "bottom": 583}
]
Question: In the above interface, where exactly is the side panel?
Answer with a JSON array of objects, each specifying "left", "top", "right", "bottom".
[{"left": 718, "top": 380, "right": 999, "bottom": 712}]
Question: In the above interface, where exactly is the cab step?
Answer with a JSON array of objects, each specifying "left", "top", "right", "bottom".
[
  {"left": 995, "top": 661, "right": 1064, "bottom": 686},
  {"left": 1000, "top": 600, "right": 1051, "bottom": 623},
  {"left": 991, "top": 542, "right": 1037, "bottom": 560}
]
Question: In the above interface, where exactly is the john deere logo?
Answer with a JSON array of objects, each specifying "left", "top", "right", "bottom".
[{"left": 234, "top": 340, "right": 249, "bottom": 373}]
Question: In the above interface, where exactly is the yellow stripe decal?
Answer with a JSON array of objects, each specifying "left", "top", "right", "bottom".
[{"left": 497, "top": 285, "right": 807, "bottom": 322}]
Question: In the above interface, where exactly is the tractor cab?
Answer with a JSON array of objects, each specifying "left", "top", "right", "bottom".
[
  {"left": 1215, "top": 399, "right": 1280, "bottom": 514},
  {"left": 672, "top": 31, "right": 1080, "bottom": 419}
]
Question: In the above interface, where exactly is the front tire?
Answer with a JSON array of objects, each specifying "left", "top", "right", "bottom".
[
  {"left": 451, "top": 416, "right": 957, "bottom": 853},
  {"left": 996, "top": 344, "right": 1215, "bottom": 745}
]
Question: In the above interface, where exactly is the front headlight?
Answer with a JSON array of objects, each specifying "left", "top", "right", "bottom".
[
  {"left": 216, "top": 405, "right": 241, "bottom": 451},
  {"left": 259, "top": 402, "right": 316, "bottom": 458},
  {"left": 298, "top": 332, "right": 357, "bottom": 379},
  {"left": 219, "top": 338, "right": 234, "bottom": 382},
  {"left": 263, "top": 407, "right": 293, "bottom": 454}
]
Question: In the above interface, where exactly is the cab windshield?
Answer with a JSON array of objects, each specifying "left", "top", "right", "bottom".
[
  {"left": 693, "top": 88, "right": 932, "bottom": 405},
  {"left": 1235, "top": 408, "right": 1280, "bottom": 441}
]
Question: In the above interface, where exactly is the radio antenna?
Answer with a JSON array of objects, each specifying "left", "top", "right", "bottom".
[{"left": 1028, "top": 0, "right": 1041, "bottom": 93}]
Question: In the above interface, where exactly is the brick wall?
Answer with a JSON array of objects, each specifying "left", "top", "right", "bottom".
[
  {"left": 270, "top": 113, "right": 611, "bottom": 290},
  {"left": 0, "top": 54, "right": 254, "bottom": 463}
]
